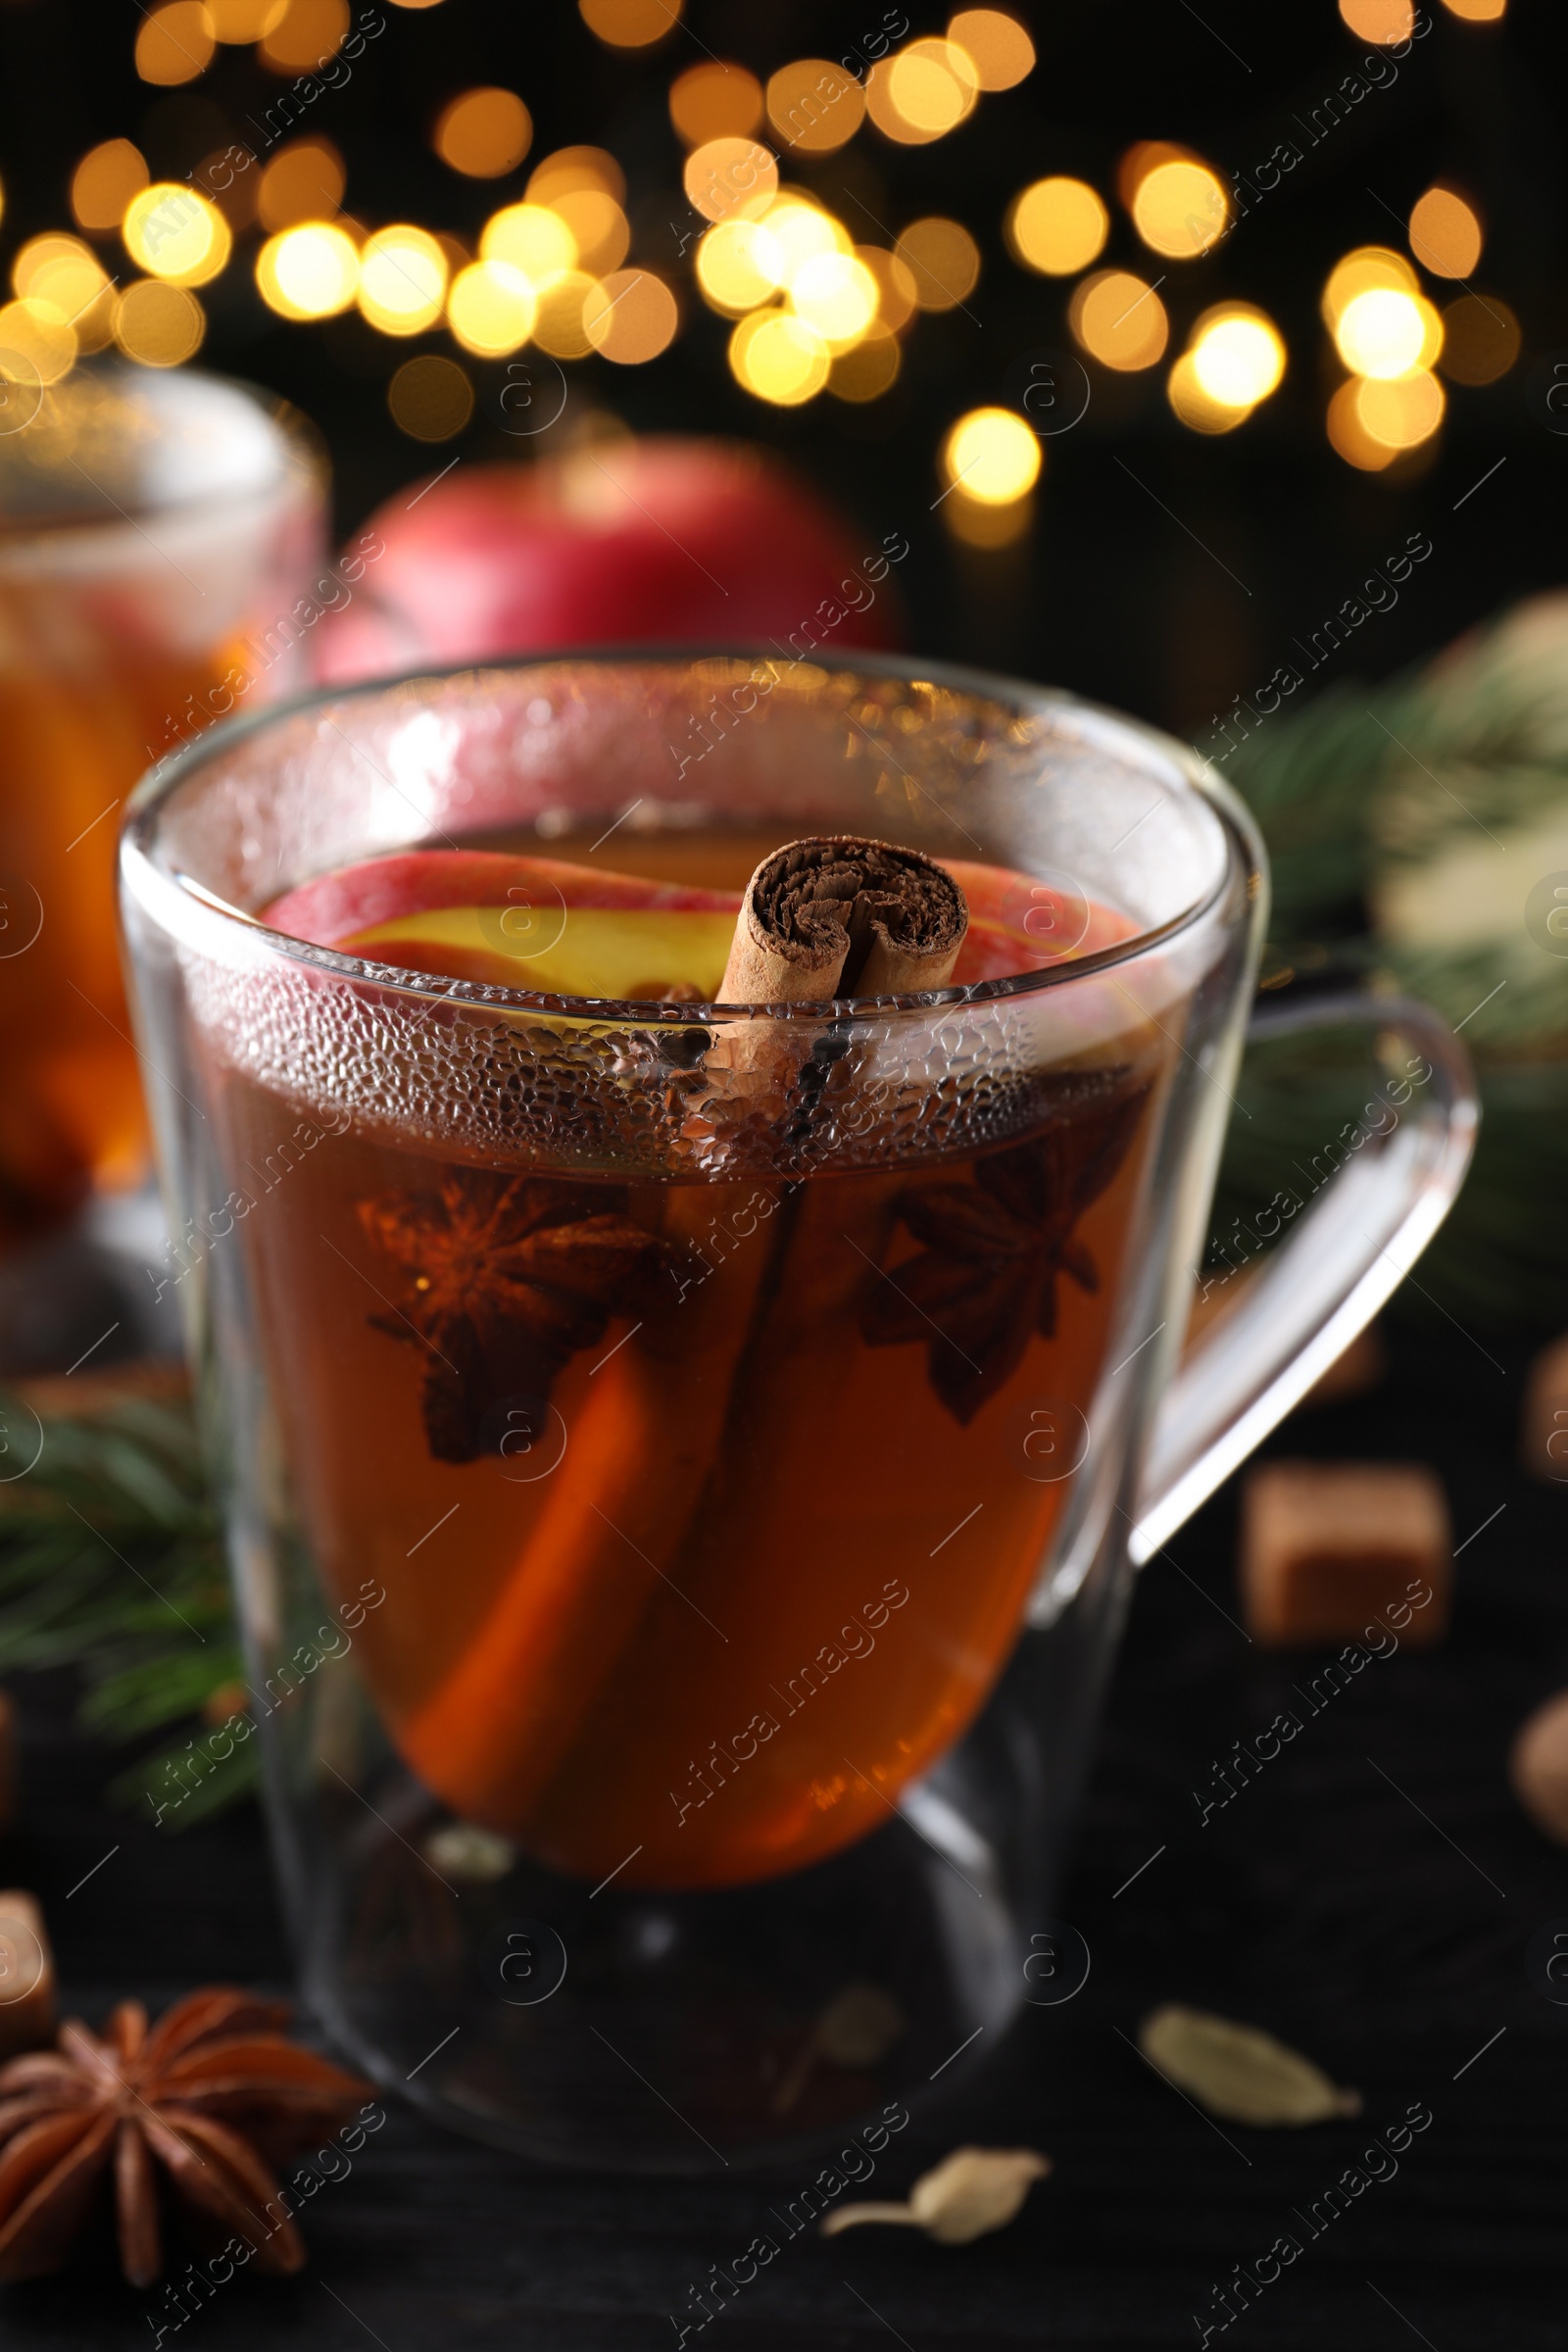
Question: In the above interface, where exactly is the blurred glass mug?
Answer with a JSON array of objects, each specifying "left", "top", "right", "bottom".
[
  {"left": 120, "top": 656, "right": 1474, "bottom": 2170},
  {"left": 0, "top": 363, "right": 323, "bottom": 1237}
]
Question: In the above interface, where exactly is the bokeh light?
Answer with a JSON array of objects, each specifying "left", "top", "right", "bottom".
[
  {"left": 790, "top": 252, "right": 879, "bottom": 346},
  {"left": 389, "top": 353, "right": 473, "bottom": 441},
  {"left": 584, "top": 270, "right": 679, "bottom": 363},
  {"left": 893, "top": 217, "right": 980, "bottom": 312},
  {"left": 258, "top": 139, "right": 345, "bottom": 230},
  {"left": 1327, "top": 370, "right": 1446, "bottom": 469},
  {"left": 112, "top": 279, "right": 205, "bottom": 367},
  {"left": 447, "top": 259, "right": 536, "bottom": 355},
  {"left": 208, "top": 0, "right": 289, "bottom": 35},
  {"left": 1069, "top": 270, "right": 1169, "bottom": 369},
  {"left": 763, "top": 197, "right": 847, "bottom": 282},
  {"left": 527, "top": 147, "right": 625, "bottom": 207},
  {"left": 1131, "top": 157, "right": 1230, "bottom": 260},
  {"left": 1005, "top": 176, "right": 1108, "bottom": 275},
  {"left": 945, "top": 489, "right": 1034, "bottom": 550},
  {"left": 1338, "top": 0, "right": 1414, "bottom": 37},
  {"left": 1116, "top": 140, "right": 1187, "bottom": 213},
  {"left": 256, "top": 221, "right": 359, "bottom": 318},
  {"left": 260, "top": 0, "right": 350, "bottom": 71},
  {"left": 1442, "top": 0, "right": 1505, "bottom": 16},
  {"left": 892, "top": 38, "right": 979, "bottom": 135},
  {"left": 135, "top": 2, "right": 215, "bottom": 85},
  {"left": 1321, "top": 246, "right": 1418, "bottom": 331},
  {"left": 549, "top": 189, "right": 629, "bottom": 275},
  {"left": 531, "top": 270, "right": 599, "bottom": 359},
  {"left": 435, "top": 88, "right": 533, "bottom": 179},
  {"left": 866, "top": 40, "right": 978, "bottom": 144},
  {"left": 947, "top": 10, "right": 1035, "bottom": 90},
  {"left": 1439, "top": 293, "right": 1519, "bottom": 383},
  {"left": 1408, "top": 185, "right": 1483, "bottom": 278},
  {"left": 480, "top": 203, "right": 576, "bottom": 286},
  {"left": 1327, "top": 377, "right": 1393, "bottom": 470},
  {"left": 358, "top": 225, "right": 447, "bottom": 336},
  {"left": 1355, "top": 368, "right": 1446, "bottom": 448},
  {"left": 728, "top": 310, "right": 830, "bottom": 405},
  {"left": 1190, "top": 304, "right": 1286, "bottom": 409},
  {"left": 942, "top": 407, "right": 1041, "bottom": 504},
  {"left": 694, "top": 218, "right": 782, "bottom": 315},
  {"left": 856, "top": 247, "right": 918, "bottom": 333},
  {"left": 1335, "top": 285, "right": 1442, "bottom": 377},
  {"left": 671, "top": 62, "right": 763, "bottom": 145},
  {"left": 14, "top": 234, "right": 97, "bottom": 300},
  {"left": 0, "top": 299, "right": 75, "bottom": 387},
  {"left": 12, "top": 236, "right": 114, "bottom": 352},
  {"left": 580, "top": 0, "right": 681, "bottom": 46},
  {"left": 122, "top": 185, "right": 231, "bottom": 288},
  {"left": 828, "top": 325, "right": 902, "bottom": 403},
  {"left": 1167, "top": 352, "right": 1245, "bottom": 435},
  {"left": 765, "top": 60, "right": 864, "bottom": 154},
  {"left": 72, "top": 140, "right": 149, "bottom": 233},
  {"left": 683, "top": 138, "right": 777, "bottom": 224}
]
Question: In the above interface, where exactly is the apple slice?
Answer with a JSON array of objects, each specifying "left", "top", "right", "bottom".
[
  {"left": 263, "top": 847, "right": 1140, "bottom": 1000},
  {"left": 265, "top": 848, "right": 745, "bottom": 999},
  {"left": 347, "top": 904, "right": 740, "bottom": 999}
]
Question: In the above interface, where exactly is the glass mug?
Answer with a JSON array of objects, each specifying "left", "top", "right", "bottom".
[
  {"left": 0, "top": 363, "right": 323, "bottom": 1237},
  {"left": 119, "top": 656, "right": 1475, "bottom": 2170}
]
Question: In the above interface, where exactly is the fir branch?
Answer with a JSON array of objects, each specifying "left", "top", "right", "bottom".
[
  {"left": 1221, "top": 590, "right": 1568, "bottom": 1331},
  {"left": 0, "top": 1391, "right": 248, "bottom": 1827}
]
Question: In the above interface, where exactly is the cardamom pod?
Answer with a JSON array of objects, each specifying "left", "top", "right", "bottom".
[
  {"left": 821, "top": 2146, "right": 1050, "bottom": 2244},
  {"left": 1138, "top": 2004, "right": 1361, "bottom": 2127}
]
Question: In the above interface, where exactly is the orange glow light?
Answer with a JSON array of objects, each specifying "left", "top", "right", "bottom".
[
  {"left": 670, "top": 62, "right": 763, "bottom": 145},
  {"left": 1408, "top": 185, "right": 1483, "bottom": 278},
  {"left": 1070, "top": 270, "right": 1169, "bottom": 370},
  {"left": 947, "top": 10, "right": 1035, "bottom": 90},
  {"left": 435, "top": 89, "right": 533, "bottom": 179}
]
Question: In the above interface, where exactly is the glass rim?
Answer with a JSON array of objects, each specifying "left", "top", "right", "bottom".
[
  {"left": 122, "top": 646, "right": 1259, "bottom": 1024},
  {"left": 0, "top": 362, "right": 328, "bottom": 547}
]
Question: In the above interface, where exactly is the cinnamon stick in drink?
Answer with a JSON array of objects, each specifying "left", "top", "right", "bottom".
[{"left": 719, "top": 837, "right": 968, "bottom": 1003}]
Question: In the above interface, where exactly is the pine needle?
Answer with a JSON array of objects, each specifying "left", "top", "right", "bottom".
[{"left": 0, "top": 1392, "right": 250, "bottom": 1825}]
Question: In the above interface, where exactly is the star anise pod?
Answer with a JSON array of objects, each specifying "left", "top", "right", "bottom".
[
  {"left": 860, "top": 1066, "right": 1152, "bottom": 1424},
  {"left": 0, "top": 1987, "right": 373, "bottom": 2287},
  {"left": 359, "top": 1169, "right": 669, "bottom": 1463}
]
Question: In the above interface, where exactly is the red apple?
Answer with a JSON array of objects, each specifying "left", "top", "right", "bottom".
[{"left": 310, "top": 436, "right": 905, "bottom": 685}]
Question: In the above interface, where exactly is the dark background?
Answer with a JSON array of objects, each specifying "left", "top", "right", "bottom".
[
  {"left": 1, "top": 4, "right": 1565, "bottom": 2344},
  {"left": 2, "top": 0, "right": 1563, "bottom": 728}
]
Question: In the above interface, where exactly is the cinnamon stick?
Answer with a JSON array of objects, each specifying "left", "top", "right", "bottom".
[{"left": 719, "top": 837, "right": 967, "bottom": 1004}]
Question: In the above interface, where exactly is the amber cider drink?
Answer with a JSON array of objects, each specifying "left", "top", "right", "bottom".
[
  {"left": 222, "top": 821, "right": 1166, "bottom": 1892},
  {"left": 0, "top": 368, "right": 321, "bottom": 1232}
]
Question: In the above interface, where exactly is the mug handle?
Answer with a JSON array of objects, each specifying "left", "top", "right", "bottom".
[{"left": 1129, "top": 992, "right": 1479, "bottom": 1565}]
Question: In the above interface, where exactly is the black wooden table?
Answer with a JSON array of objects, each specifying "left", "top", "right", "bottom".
[{"left": 3, "top": 1320, "right": 1561, "bottom": 2349}]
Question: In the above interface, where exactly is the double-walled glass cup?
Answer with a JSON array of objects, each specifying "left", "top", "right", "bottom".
[
  {"left": 0, "top": 364, "right": 323, "bottom": 1230},
  {"left": 120, "top": 657, "right": 1475, "bottom": 2170}
]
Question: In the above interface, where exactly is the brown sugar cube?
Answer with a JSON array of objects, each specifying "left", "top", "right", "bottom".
[
  {"left": 1522, "top": 1336, "right": 1568, "bottom": 1484},
  {"left": 1510, "top": 1690, "right": 1568, "bottom": 1844},
  {"left": 0, "top": 1690, "right": 13, "bottom": 1833},
  {"left": 0, "top": 1890, "right": 56, "bottom": 2059},
  {"left": 1238, "top": 1462, "right": 1450, "bottom": 1647}
]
